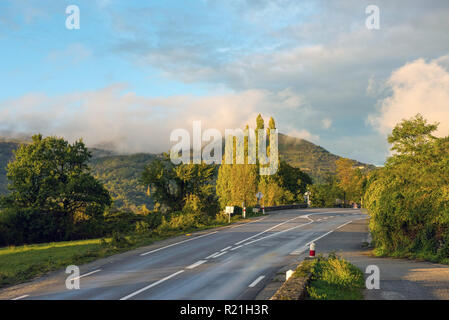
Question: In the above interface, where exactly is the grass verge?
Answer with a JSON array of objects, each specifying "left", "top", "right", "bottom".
[
  {"left": 297, "top": 254, "right": 364, "bottom": 300},
  {"left": 0, "top": 213, "right": 262, "bottom": 289}
]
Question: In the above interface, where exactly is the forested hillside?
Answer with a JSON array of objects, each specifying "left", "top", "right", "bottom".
[{"left": 0, "top": 134, "right": 375, "bottom": 211}]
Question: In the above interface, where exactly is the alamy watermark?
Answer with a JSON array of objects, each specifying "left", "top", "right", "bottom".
[
  {"left": 365, "top": 265, "right": 380, "bottom": 289},
  {"left": 169, "top": 121, "right": 279, "bottom": 175},
  {"left": 65, "top": 265, "right": 80, "bottom": 290},
  {"left": 365, "top": 5, "right": 380, "bottom": 30},
  {"left": 66, "top": 5, "right": 80, "bottom": 30}
]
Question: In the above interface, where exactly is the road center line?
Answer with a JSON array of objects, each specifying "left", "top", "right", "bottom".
[
  {"left": 234, "top": 215, "right": 310, "bottom": 246},
  {"left": 230, "top": 245, "right": 243, "bottom": 251},
  {"left": 120, "top": 270, "right": 184, "bottom": 300},
  {"left": 242, "top": 221, "right": 313, "bottom": 247},
  {"left": 140, "top": 231, "right": 218, "bottom": 256},
  {"left": 221, "top": 246, "right": 232, "bottom": 252},
  {"left": 205, "top": 251, "right": 220, "bottom": 259},
  {"left": 186, "top": 260, "right": 207, "bottom": 270},
  {"left": 249, "top": 276, "right": 265, "bottom": 288},
  {"left": 211, "top": 251, "right": 227, "bottom": 258},
  {"left": 11, "top": 295, "right": 29, "bottom": 300}
]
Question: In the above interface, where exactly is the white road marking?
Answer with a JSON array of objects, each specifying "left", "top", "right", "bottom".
[
  {"left": 234, "top": 215, "right": 310, "bottom": 246},
  {"left": 205, "top": 251, "right": 220, "bottom": 259},
  {"left": 230, "top": 245, "right": 243, "bottom": 251},
  {"left": 186, "top": 260, "right": 207, "bottom": 270},
  {"left": 11, "top": 295, "right": 29, "bottom": 300},
  {"left": 290, "top": 247, "right": 307, "bottom": 255},
  {"left": 72, "top": 269, "right": 101, "bottom": 281},
  {"left": 304, "top": 220, "right": 353, "bottom": 247},
  {"left": 211, "top": 251, "right": 227, "bottom": 258},
  {"left": 221, "top": 246, "right": 232, "bottom": 252},
  {"left": 249, "top": 276, "right": 265, "bottom": 288},
  {"left": 335, "top": 220, "right": 353, "bottom": 230},
  {"left": 120, "top": 270, "right": 184, "bottom": 300},
  {"left": 242, "top": 221, "right": 313, "bottom": 246},
  {"left": 140, "top": 231, "right": 218, "bottom": 256},
  {"left": 230, "top": 217, "right": 267, "bottom": 229}
]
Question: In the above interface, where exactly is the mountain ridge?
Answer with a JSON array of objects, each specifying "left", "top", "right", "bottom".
[{"left": 0, "top": 134, "right": 376, "bottom": 210}]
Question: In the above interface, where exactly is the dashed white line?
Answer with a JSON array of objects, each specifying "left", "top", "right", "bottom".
[
  {"left": 234, "top": 215, "right": 310, "bottom": 246},
  {"left": 140, "top": 231, "right": 218, "bottom": 256},
  {"left": 211, "top": 251, "right": 227, "bottom": 258},
  {"left": 186, "top": 260, "right": 207, "bottom": 270},
  {"left": 249, "top": 275, "right": 265, "bottom": 288},
  {"left": 221, "top": 246, "right": 232, "bottom": 252},
  {"left": 230, "top": 245, "right": 243, "bottom": 251},
  {"left": 120, "top": 270, "right": 184, "bottom": 300},
  {"left": 205, "top": 251, "right": 220, "bottom": 259},
  {"left": 242, "top": 221, "right": 313, "bottom": 247},
  {"left": 11, "top": 295, "right": 29, "bottom": 300}
]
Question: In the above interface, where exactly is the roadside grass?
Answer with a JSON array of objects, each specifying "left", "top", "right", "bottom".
[
  {"left": 0, "top": 213, "right": 261, "bottom": 289},
  {"left": 299, "top": 254, "right": 364, "bottom": 300}
]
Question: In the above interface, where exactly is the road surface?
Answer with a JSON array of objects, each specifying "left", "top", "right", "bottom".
[{"left": 0, "top": 208, "right": 365, "bottom": 300}]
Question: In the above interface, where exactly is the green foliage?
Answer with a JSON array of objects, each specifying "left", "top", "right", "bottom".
[
  {"left": 89, "top": 153, "right": 157, "bottom": 212},
  {"left": 364, "top": 114, "right": 449, "bottom": 264},
  {"left": 0, "top": 135, "right": 112, "bottom": 245},
  {"left": 308, "top": 176, "right": 344, "bottom": 208},
  {"left": 304, "top": 254, "right": 364, "bottom": 300},
  {"left": 141, "top": 155, "right": 219, "bottom": 215}
]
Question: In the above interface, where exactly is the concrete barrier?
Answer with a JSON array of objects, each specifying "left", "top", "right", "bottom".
[{"left": 264, "top": 203, "right": 308, "bottom": 212}]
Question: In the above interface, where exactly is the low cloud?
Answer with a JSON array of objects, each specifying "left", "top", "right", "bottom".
[{"left": 0, "top": 84, "right": 307, "bottom": 154}]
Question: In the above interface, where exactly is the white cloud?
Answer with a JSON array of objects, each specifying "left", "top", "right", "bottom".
[
  {"left": 0, "top": 85, "right": 307, "bottom": 154},
  {"left": 369, "top": 57, "right": 449, "bottom": 137},
  {"left": 286, "top": 129, "right": 319, "bottom": 143}
]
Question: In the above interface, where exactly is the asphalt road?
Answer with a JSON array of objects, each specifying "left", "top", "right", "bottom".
[{"left": 0, "top": 208, "right": 365, "bottom": 300}]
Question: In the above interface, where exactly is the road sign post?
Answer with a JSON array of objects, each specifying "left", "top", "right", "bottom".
[{"left": 225, "top": 206, "right": 234, "bottom": 223}]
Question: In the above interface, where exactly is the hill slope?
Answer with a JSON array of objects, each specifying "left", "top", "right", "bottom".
[
  {"left": 278, "top": 133, "right": 376, "bottom": 183},
  {"left": 0, "top": 135, "right": 376, "bottom": 210}
]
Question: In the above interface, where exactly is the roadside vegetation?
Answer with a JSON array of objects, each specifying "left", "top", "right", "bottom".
[
  {"left": 298, "top": 254, "right": 364, "bottom": 300},
  {"left": 364, "top": 115, "right": 449, "bottom": 264}
]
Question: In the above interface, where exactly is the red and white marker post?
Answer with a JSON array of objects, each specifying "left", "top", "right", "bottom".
[
  {"left": 243, "top": 207, "right": 246, "bottom": 218},
  {"left": 309, "top": 242, "right": 316, "bottom": 257},
  {"left": 262, "top": 206, "right": 265, "bottom": 215}
]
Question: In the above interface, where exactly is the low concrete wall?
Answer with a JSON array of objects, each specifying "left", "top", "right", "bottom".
[
  {"left": 265, "top": 203, "right": 308, "bottom": 212},
  {"left": 270, "top": 261, "right": 311, "bottom": 300}
]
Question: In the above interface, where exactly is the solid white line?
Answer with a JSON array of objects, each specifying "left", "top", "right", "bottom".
[
  {"left": 335, "top": 220, "right": 353, "bottom": 230},
  {"left": 11, "top": 295, "right": 29, "bottom": 300},
  {"left": 205, "top": 251, "right": 220, "bottom": 259},
  {"left": 230, "top": 245, "right": 243, "bottom": 251},
  {"left": 120, "top": 270, "right": 184, "bottom": 300},
  {"left": 304, "top": 220, "right": 353, "bottom": 247},
  {"left": 234, "top": 215, "right": 310, "bottom": 246},
  {"left": 249, "top": 276, "right": 265, "bottom": 288},
  {"left": 221, "top": 246, "right": 232, "bottom": 252},
  {"left": 72, "top": 269, "right": 101, "bottom": 281},
  {"left": 211, "top": 251, "right": 227, "bottom": 258},
  {"left": 186, "top": 260, "right": 207, "bottom": 270},
  {"left": 140, "top": 231, "right": 218, "bottom": 256},
  {"left": 242, "top": 221, "right": 313, "bottom": 246}
]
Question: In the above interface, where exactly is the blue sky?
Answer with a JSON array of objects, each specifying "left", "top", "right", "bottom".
[{"left": 1, "top": 0, "right": 449, "bottom": 165}]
